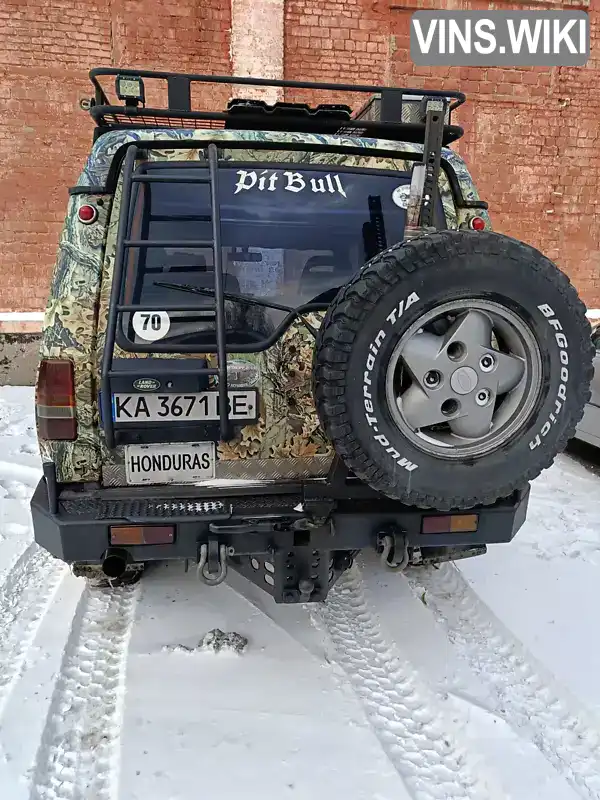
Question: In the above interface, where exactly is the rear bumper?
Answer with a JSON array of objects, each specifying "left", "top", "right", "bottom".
[{"left": 31, "top": 473, "right": 530, "bottom": 565}]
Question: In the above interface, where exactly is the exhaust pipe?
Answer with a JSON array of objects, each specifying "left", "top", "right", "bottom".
[{"left": 101, "top": 547, "right": 129, "bottom": 579}]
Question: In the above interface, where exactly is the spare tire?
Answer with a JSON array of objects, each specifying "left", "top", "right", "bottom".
[{"left": 314, "top": 231, "right": 594, "bottom": 510}]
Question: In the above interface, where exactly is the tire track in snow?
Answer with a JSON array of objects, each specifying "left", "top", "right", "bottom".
[
  {"left": 0, "top": 460, "right": 41, "bottom": 487},
  {"left": 313, "top": 566, "right": 507, "bottom": 800},
  {"left": 0, "top": 543, "right": 66, "bottom": 716},
  {"left": 29, "top": 583, "right": 140, "bottom": 800},
  {"left": 407, "top": 563, "right": 600, "bottom": 800}
]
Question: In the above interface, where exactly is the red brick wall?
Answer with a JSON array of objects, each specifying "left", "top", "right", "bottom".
[
  {"left": 284, "top": 0, "right": 390, "bottom": 104},
  {"left": 0, "top": 0, "right": 598, "bottom": 311},
  {"left": 0, "top": 0, "right": 231, "bottom": 313},
  {"left": 285, "top": 0, "right": 600, "bottom": 307}
]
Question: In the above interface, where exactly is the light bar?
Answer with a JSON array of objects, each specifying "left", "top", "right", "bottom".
[{"left": 115, "top": 75, "right": 145, "bottom": 105}]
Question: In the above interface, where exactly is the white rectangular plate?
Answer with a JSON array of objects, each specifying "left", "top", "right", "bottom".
[
  {"left": 125, "top": 442, "right": 215, "bottom": 486},
  {"left": 112, "top": 390, "right": 257, "bottom": 424}
]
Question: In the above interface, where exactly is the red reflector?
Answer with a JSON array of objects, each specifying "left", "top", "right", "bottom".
[
  {"left": 36, "top": 359, "right": 77, "bottom": 441},
  {"left": 37, "top": 416, "right": 77, "bottom": 440},
  {"left": 421, "top": 516, "right": 452, "bottom": 534},
  {"left": 78, "top": 204, "right": 98, "bottom": 224},
  {"left": 110, "top": 525, "right": 175, "bottom": 545},
  {"left": 421, "top": 514, "right": 479, "bottom": 534},
  {"left": 470, "top": 216, "right": 486, "bottom": 231},
  {"left": 450, "top": 514, "right": 479, "bottom": 532}
]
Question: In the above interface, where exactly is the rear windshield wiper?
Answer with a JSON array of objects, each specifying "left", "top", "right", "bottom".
[{"left": 153, "top": 280, "right": 321, "bottom": 337}]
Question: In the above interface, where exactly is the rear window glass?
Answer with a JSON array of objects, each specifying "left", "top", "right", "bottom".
[{"left": 120, "top": 163, "right": 447, "bottom": 348}]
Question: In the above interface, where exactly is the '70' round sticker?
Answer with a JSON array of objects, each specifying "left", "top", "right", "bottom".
[{"left": 132, "top": 311, "right": 171, "bottom": 342}]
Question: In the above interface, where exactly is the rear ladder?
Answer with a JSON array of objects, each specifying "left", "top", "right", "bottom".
[{"left": 99, "top": 142, "right": 231, "bottom": 448}]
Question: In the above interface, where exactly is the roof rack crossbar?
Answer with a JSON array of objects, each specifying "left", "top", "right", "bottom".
[{"left": 90, "top": 67, "right": 465, "bottom": 107}]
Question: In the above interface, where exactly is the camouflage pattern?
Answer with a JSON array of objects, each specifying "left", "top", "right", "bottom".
[
  {"left": 40, "top": 128, "right": 489, "bottom": 484},
  {"left": 38, "top": 192, "right": 111, "bottom": 481}
]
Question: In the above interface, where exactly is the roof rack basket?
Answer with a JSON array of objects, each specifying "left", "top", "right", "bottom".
[{"left": 87, "top": 68, "right": 465, "bottom": 146}]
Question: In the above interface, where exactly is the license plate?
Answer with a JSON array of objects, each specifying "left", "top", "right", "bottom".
[
  {"left": 112, "top": 389, "right": 257, "bottom": 424},
  {"left": 125, "top": 442, "right": 215, "bottom": 485}
]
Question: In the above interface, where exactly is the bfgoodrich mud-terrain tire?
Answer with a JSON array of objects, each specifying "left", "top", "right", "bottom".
[{"left": 314, "top": 231, "right": 594, "bottom": 510}]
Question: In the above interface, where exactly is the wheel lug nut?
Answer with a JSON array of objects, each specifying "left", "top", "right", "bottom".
[
  {"left": 479, "top": 354, "right": 495, "bottom": 372},
  {"left": 475, "top": 389, "right": 492, "bottom": 406},
  {"left": 424, "top": 370, "right": 441, "bottom": 389}
]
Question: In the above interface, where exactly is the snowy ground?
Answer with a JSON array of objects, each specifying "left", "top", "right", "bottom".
[{"left": 1, "top": 386, "right": 600, "bottom": 800}]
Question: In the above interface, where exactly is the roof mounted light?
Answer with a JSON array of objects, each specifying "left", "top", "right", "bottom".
[{"left": 115, "top": 75, "right": 145, "bottom": 107}]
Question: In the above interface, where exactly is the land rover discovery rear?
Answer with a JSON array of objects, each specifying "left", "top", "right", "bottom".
[{"left": 30, "top": 69, "right": 594, "bottom": 603}]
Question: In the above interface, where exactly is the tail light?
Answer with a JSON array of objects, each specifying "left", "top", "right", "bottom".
[{"left": 36, "top": 359, "right": 77, "bottom": 440}]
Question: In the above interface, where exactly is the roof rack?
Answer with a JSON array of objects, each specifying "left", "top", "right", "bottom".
[{"left": 87, "top": 68, "right": 465, "bottom": 146}]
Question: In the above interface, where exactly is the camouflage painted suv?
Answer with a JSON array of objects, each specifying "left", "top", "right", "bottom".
[{"left": 30, "top": 69, "right": 594, "bottom": 602}]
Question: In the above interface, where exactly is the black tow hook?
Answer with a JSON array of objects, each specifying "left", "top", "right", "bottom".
[{"left": 101, "top": 547, "right": 129, "bottom": 579}]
